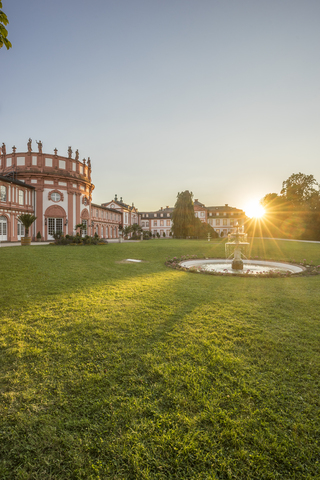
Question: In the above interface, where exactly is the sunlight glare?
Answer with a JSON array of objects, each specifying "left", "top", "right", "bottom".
[{"left": 244, "top": 201, "right": 265, "bottom": 219}]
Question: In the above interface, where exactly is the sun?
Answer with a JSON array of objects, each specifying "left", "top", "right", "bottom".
[{"left": 244, "top": 201, "right": 265, "bottom": 219}]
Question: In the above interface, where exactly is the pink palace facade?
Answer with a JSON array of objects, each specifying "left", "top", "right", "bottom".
[{"left": 0, "top": 140, "right": 121, "bottom": 241}]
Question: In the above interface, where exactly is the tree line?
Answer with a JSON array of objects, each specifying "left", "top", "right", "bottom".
[{"left": 247, "top": 173, "right": 320, "bottom": 240}]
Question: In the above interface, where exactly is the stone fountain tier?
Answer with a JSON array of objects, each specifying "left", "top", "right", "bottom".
[{"left": 225, "top": 229, "right": 250, "bottom": 270}]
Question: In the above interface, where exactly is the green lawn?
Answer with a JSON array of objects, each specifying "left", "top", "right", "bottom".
[{"left": 0, "top": 239, "right": 319, "bottom": 479}]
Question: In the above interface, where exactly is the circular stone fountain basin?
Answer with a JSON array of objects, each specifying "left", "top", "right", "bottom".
[{"left": 179, "top": 259, "right": 304, "bottom": 275}]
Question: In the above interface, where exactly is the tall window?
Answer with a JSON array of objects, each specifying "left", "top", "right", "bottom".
[
  {"left": 0, "top": 185, "right": 7, "bottom": 202},
  {"left": 17, "top": 221, "right": 25, "bottom": 237},
  {"left": 48, "top": 218, "right": 63, "bottom": 236},
  {"left": 19, "top": 190, "right": 24, "bottom": 205},
  {"left": 0, "top": 216, "right": 7, "bottom": 236},
  {"left": 154, "top": 220, "right": 157, "bottom": 226},
  {"left": 216, "top": 219, "right": 220, "bottom": 226}
]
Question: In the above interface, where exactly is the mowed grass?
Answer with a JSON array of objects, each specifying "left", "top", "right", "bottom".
[{"left": 0, "top": 239, "right": 319, "bottom": 480}]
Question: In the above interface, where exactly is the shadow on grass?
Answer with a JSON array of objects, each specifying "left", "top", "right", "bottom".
[{"left": 1, "top": 256, "right": 320, "bottom": 478}]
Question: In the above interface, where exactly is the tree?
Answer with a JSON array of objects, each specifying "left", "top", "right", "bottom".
[
  {"left": 0, "top": 2, "right": 12, "bottom": 50},
  {"left": 131, "top": 223, "right": 142, "bottom": 236},
  {"left": 280, "top": 173, "right": 319, "bottom": 209},
  {"left": 18, "top": 214, "right": 37, "bottom": 238},
  {"left": 193, "top": 217, "right": 218, "bottom": 239},
  {"left": 171, "top": 190, "right": 196, "bottom": 238},
  {"left": 75, "top": 222, "right": 86, "bottom": 237},
  {"left": 122, "top": 225, "right": 132, "bottom": 239},
  {"left": 254, "top": 173, "right": 320, "bottom": 240}
]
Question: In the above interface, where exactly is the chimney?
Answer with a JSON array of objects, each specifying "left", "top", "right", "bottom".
[
  {"left": 115, "top": 194, "right": 118, "bottom": 201},
  {"left": 166, "top": 206, "right": 169, "bottom": 209},
  {"left": 160, "top": 207, "right": 163, "bottom": 210}
]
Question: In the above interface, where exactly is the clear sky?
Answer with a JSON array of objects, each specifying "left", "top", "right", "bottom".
[{"left": 1, "top": 0, "right": 319, "bottom": 212}]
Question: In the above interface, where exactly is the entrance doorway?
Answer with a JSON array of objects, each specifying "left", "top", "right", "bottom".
[{"left": 47, "top": 218, "right": 63, "bottom": 240}]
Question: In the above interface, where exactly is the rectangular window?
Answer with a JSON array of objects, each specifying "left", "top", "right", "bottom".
[
  {"left": 0, "top": 186, "right": 7, "bottom": 201},
  {"left": 19, "top": 190, "right": 24, "bottom": 205},
  {"left": 79, "top": 165, "right": 83, "bottom": 174},
  {"left": 154, "top": 220, "right": 157, "bottom": 226},
  {"left": 166, "top": 220, "right": 170, "bottom": 226},
  {"left": 223, "top": 219, "right": 227, "bottom": 225},
  {"left": 160, "top": 213, "right": 163, "bottom": 217},
  {"left": 32, "top": 156, "right": 37, "bottom": 165},
  {"left": 216, "top": 219, "right": 220, "bottom": 226},
  {"left": 72, "top": 163, "right": 76, "bottom": 171},
  {"left": 6, "top": 157, "right": 11, "bottom": 167},
  {"left": 48, "top": 218, "right": 62, "bottom": 236},
  {"left": 96, "top": 209, "right": 98, "bottom": 217},
  {"left": 230, "top": 219, "right": 234, "bottom": 225},
  {"left": 146, "top": 221, "right": 149, "bottom": 226},
  {"left": 146, "top": 214, "right": 149, "bottom": 217},
  {"left": 17, "top": 222, "right": 25, "bottom": 237},
  {"left": 59, "top": 160, "right": 66, "bottom": 169},
  {"left": 200, "top": 211, "right": 205, "bottom": 217},
  {"left": 45, "top": 158, "right": 52, "bottom": 167},
  {"left": 17, "top": 157, "right": 25, "bottom": 166},
  {"left": 160, "top": 220, "right": 164, "bottom": 226},
  {"left": 45, "top": 180, "right": 54, "bottom": 184}
]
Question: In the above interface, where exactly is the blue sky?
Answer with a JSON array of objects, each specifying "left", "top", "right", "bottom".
[{"left": 1, "top": 0, "right": 320, "bottom": 211}]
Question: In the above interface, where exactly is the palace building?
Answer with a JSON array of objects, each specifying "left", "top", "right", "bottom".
[
  {"left": 0, "top": 140, "right": 121, "bottom": 242},
  {"left": 0, "top": 139, "right": 246, "bottom": 242}
]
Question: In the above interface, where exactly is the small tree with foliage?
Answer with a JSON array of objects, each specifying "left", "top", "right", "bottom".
[
  {"left": 122, "top": 225, "right": 132, "bottom": 239},
  {"left": 18, "top": 214, "right": 37, "bottom": 238},
  {"left": 75, "top": 223, "right": 87, "bottom": 237},
  {"left": 0, "top": 2, "right": 12, "bottom": 50},
  {"left": 172, "top": 190, "right": 196, "bottom": 238},
  {"left": 131, "top": 223, "right": 142, "bottom": 238}
]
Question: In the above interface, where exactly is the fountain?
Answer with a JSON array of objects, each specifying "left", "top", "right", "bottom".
[
  {"left": 176, "top": 223, "right": 305, "bottom": 276},
  {"left": 225, "top": 224, "right": 249, "bottom": 270}
]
